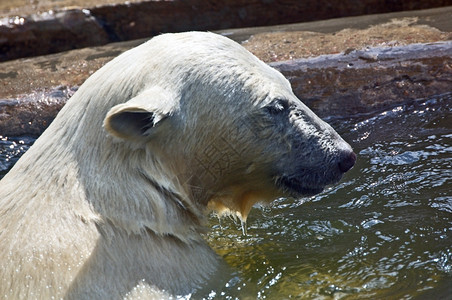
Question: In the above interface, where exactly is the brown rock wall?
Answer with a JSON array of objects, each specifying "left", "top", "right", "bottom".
[
  {"left": 2, "top": 0, "right": 452, "bottom": 61},
  {"left": 1, "top": 41, "right": 450, "bottom": 137},
  {"left": 1, "top": 8, "right": 451, "bottom": 137},
  {"left": 271, "top": 42, "right": 452, "bottom": 117},
  {"left": 0, "top": 9, "right": 110, "bottom": 61},
  {"left": 244, "top": 18, "right": 452, "bottom": 62}
]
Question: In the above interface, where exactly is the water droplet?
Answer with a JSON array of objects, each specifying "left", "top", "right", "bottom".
[{"left": 241, "top": 220, "right": 247, "bottom": 236}]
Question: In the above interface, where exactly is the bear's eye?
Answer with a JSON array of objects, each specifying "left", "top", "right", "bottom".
[{"left": 264, "top": 98, "right": 289, "bottom": 115}]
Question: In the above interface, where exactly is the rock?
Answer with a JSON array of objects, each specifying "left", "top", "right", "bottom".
[
  {"left": 0, "top": 39, "right": 143, "bottom": 99},
  {"left": 1, "top": 8, "right": 451, "bottom": 136},
  {"left": 1, "top": 0, "right": 452, "bottom": 61},
  {"left": 243, "top": 18, "right": 452, "bottom": 62},
  {"left": 0, "top": 9, "right": 110, "bottom": 61},
  {"left": 271, "top": 42, "right": 452, "bottom": 118},
  {"left": 0, "top": 39, "right": 144, "bottom": 136},
  {"left": 0, "top": 86, "right": 77, "bottom": 137},
  {"left": 2, "top": 41, "right": 450, "bottom": 137}
]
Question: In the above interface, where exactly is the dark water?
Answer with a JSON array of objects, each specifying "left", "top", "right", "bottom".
[
  {"left": 1, "top": 94, "right": 451, "bottom": 299},
  {"left": 0, "top": 135, "right": 34, "bottom": 177}
]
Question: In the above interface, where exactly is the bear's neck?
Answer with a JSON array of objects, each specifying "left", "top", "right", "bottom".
[
  {"left": 70, "top": 135, "right": 207, "bottom": 240},
  {"left": 0, "top": 123, "right": 219, "bottom": 298}
]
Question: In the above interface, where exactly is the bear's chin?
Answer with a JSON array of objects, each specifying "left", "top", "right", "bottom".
[{"left": 276, "top": 176, "right": 332, "bottom": 198}]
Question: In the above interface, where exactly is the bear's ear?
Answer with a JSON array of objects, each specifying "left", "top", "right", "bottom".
[{"left": 104, "top": 87, "right": 177, "bottom": 140}]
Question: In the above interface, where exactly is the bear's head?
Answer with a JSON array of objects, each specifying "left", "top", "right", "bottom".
[{"left": 101, "top": 32, "right": 355, "bottom": 225}]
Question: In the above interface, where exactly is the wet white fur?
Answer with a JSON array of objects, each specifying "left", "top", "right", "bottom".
[{"left": 0, "top": 32, "right": 337, "bottom": 298}]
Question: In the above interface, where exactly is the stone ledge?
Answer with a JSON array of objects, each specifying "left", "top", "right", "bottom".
[
  {"left": 0, "top": 86, "right": 77, "bottom": 137},
  {"left": 1, "top": 7, "right": 451, "bottom": 137},
  {"left": 1, "top": 41, "right": 450, "bottom": 137},
  {"left": 0, "top": 9, "right": 110, "bottom": 62},
  {"left": 271, "top": 42, "right": 452, "bottom": 117},
  {"left": 2, "top": 0, "right": 452, "bottom": 61}
]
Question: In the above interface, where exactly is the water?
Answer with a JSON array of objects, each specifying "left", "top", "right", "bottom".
[
  {"left": 200, "top": 94, "right": 452, "bottom": 299},
  {"left": 1, "top": 94, "right": 451, "bottom": 299},
  {"left": 0, "top": 135, "right": 34, "bottom": 177}
]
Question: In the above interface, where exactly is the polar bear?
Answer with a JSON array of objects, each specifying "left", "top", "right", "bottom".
[{"left": 0, "top": 32, "right": 355, "bottom": 299}]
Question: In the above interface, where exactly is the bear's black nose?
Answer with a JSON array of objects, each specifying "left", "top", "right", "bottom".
[{"left": 338, "top": 150, "right": 356, "bottom": 173}]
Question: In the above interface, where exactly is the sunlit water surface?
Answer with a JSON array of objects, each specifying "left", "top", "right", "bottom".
[{"left": 1, "top": 94, "right": 451, "bottom": 299}]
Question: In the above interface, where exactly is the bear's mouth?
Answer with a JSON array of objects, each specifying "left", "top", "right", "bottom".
[{"left": 275, "top": 175, "right": 330, "bottom": 197}]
